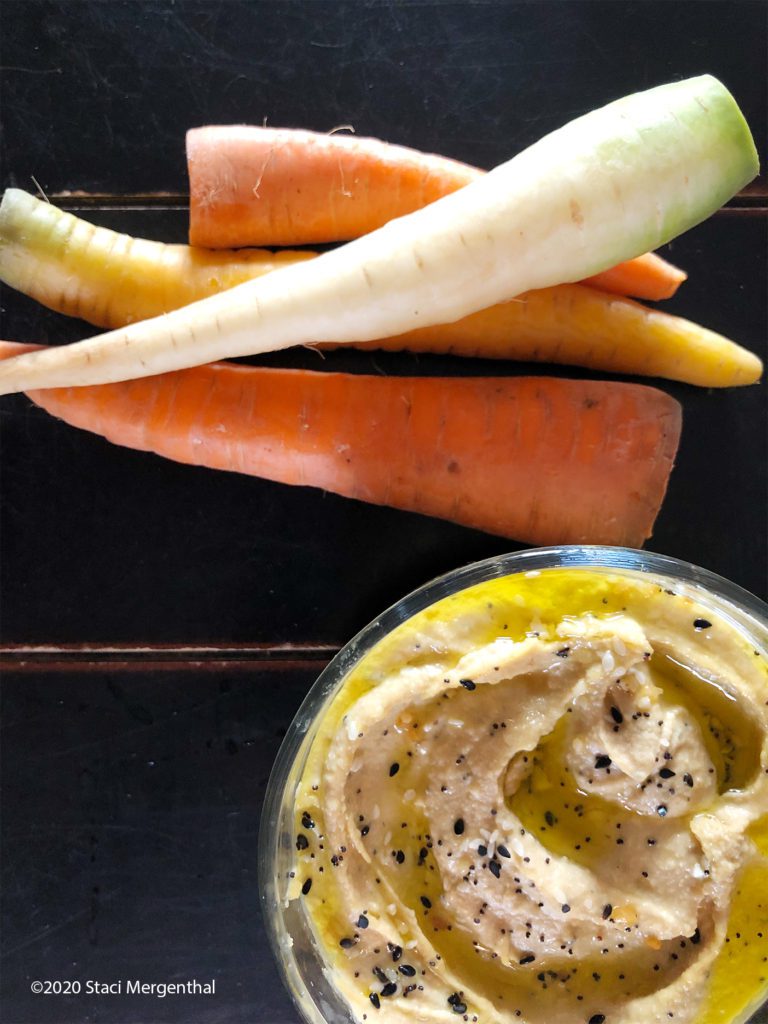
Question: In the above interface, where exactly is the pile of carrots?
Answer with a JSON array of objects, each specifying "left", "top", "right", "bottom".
[{"left": 0, "top": 123, "right": 761, "bottom": 547}]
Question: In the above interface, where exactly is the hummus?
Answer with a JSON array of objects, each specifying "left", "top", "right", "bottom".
[{"left": 290, "top": 569, "right": 768, "bottom": 1024}]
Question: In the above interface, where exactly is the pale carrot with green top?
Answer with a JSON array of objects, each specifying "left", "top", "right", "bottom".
[
  {"left": 0, "top": 76, "right": 757, "bottom": 396},
  {"left": 0, "top": 190, "right": 759, "bottom": 387}
]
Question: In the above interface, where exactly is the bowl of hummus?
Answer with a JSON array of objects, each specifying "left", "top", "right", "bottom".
[{"left": 260, "top": 547, "right": 768, "bottom": 1024}]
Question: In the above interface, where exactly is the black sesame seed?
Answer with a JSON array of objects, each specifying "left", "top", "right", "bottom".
[
  {"left": 684, "top": 773, "right": 694, "bottom": 788},
  {"left": 459, "top": 678, "right": 476, "bottom": 691},
  {"left": 477, "top": 844, "right": 488, "bottom": 856},
  {"left": 395, "top": 850, "right": 405, "bottom": 864},
  {"left": 454, "top": 818, "right": 465, "bottom": 835},
  {"left": 301, "top": 878, "right": 312, "bottom": 895},
  {"left": 340, "top": 937, "right": 356, "bottom": 949},
  {"left": 361, "top": 825, "right": 370, "bottom": 837},
  {"left": 562, "top": 904, "right": 571, "bottom": 913},
  {"left": 519, "top": 954, "right": 536, "bottom": 965},
  {"left": 389, "top": 943, "right": 403, "bottom": 962},
  {"left": 301, "top": 812, "right": 315, "bottom": 829},
  {"left": 693, "top": 619, "right": 712, "bottom": 630},
  {"left": 489, "top": 860, "right": 501, "bottom": 879},
  {"left": 595, "top": 755, "right": 612, "bottom": 769},
  {"left": 380, "top": 982, "right": 397, "bottom": 997},
  {"left": 420, "top": 896, "right": 432, "bottom": 909},
  {"left": 691, "top": 927, "right": 701, "bottom": 945},
  {"left": 589, "top": 1015, "right": 606, "bottom": 1024},
  {"left": 373, "top": 966, "right": 388, "bottom": 984},
  {"left": 389, "top": 763, "right": 400, "bottom": 777},
  {"left": 399, "top": 964, "right": 416, "bottom": 977},
  {"left": 545, "top": 811, "right": 556, "bottom": 827},
  {"left": 602, "top": 904, "right": 612, "bottom": 919},
  {"left": 659, "top": 768, "right": 676, "bottom": 779},
  {"left": 497, "top": 844, "right": 511, "bottom": 858},
  {"left": 657, "top": 805, "right": 668, "bottom": 817},
  {"left": 556, "top": 647, "right": 571, "bottom": 658},
  {"left": 369, "top": 993, "right": 381, "bottom": 1009},
  {"left": 610, "top": 706, "right": 624, "bottom": 724},
  {"left": 357, "top": 914, "right": 369, "bottom": 929},
  {"left": 296, "top": 833, "right": 309, "bottom": 850}
]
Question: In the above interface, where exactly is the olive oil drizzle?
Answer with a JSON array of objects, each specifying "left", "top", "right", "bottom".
[{"left": 651, "top": 652, "right": 763, "bottom": 794}]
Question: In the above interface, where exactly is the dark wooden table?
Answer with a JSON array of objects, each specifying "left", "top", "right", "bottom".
[{"left": 1, "top": 3, "right": 766, "bottom": 1022}]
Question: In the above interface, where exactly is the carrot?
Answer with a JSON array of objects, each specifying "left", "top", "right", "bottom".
[
  {"left": 342, "top": 286, "right": 763, "bottom": 388},
  {"left": 188, "top": 124, "right": 686, "bottom": 301},
  {"left": 1, "top": 192, "right": 759, "bottom": 387},
  {"left": 187, "top": 125, "right": 481, "bottom": 246},
  {"left": 581, "top": 252, "right": 687, "bottom": 300},
  {"left": 0, "top": 189, "right": 314, "bottom": 329},
  {"left": 0, "top": 342, "right": 681, "bottom": 547},
  {"left": 0, "top": 75, "right": 757, "bottom": 396}
]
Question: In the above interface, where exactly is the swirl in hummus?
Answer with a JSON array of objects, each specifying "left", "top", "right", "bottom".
[{"left": 290, "top": 569, "right": 768, "bottom": 1024}]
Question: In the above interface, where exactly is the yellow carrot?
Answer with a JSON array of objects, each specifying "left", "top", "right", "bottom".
[
  {"left": 0, "top": 189, "right": 314, "bottom": 328},
  {"left": 365, "top": 287, "right": 763, "bottom": 388},
  {"left": 0, "top": 190, "right": 760, "bottom": 387}
]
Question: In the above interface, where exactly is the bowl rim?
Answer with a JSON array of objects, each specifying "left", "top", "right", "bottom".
[{"left": 258, "top": 544, "right": 768, "bottom": 1024}]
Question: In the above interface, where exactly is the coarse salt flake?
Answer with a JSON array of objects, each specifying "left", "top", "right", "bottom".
[{"left": 601, "top": 651, "right": 616, "bottom": 673}]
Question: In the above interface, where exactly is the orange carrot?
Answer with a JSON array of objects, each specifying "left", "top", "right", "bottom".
[
  {"left": 187, "top": 125, "right": 686, "bottom": 301},
  {"left": 0, "top": 342, "right": 681, "bottom": 546},
  {"left": 581, "top": 252, "right": 687, "bottom": 300},
  {"left": 187, "top": 126, "right": 480, "bottom": 247}
]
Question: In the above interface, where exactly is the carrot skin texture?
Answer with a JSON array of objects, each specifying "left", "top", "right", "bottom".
[
  {"left": 187, "top": 125, "right": 685, "bottom": 301},
  {"left": 187, "top": 126, "right": 481, "bottom": 247},
  {"left": 0, "top": 342, "right": 681, "bottom": 547},
  {"left": 1, "top": 192, "right": 759, "bottom": 387}
]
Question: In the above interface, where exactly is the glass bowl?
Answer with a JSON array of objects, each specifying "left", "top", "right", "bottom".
[{"left": 258, "top": 545, "right": 768, "bottom": 1024}]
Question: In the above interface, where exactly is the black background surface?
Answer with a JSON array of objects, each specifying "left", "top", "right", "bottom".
[{"left": 1, "top": 2, "right": 767, "bottom": 1023}]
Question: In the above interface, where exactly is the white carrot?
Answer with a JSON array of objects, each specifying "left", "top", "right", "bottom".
[{"left": 0, "top": 75, "right": 758, "bottom": 395}]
